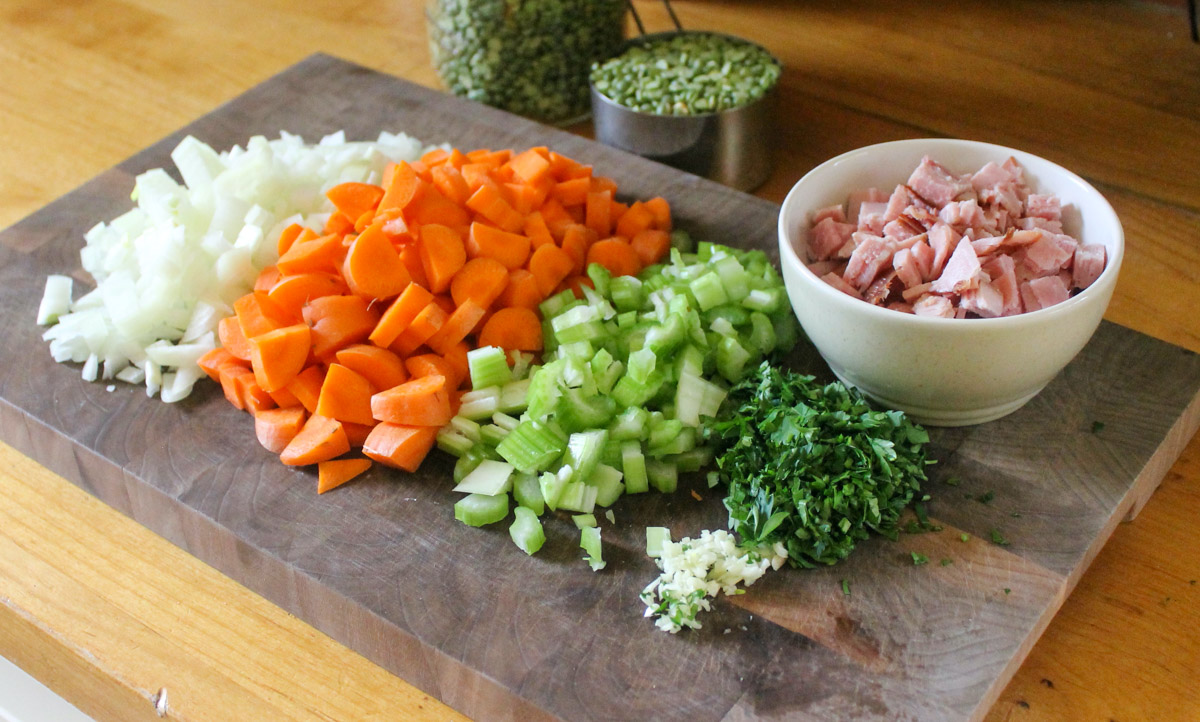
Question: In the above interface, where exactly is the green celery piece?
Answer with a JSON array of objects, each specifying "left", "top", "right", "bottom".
[
  {"left": 675, "top": 370, "right": 725, "bottom": 427},
  {"left": 742, "top": 287, "right": 780, "bottom": 314},
  {"left": 649, "top": 427, "right": 696, "bottom": 457},
  {"left": 436, "top": 427, "right": 474, "bottom": 458},
  {"left": 704, "top": 303, "right": 751, "bottom": 329},
  {"left": 479, "top": 423, "right": 509, "bottom": 447},
  {"left": 609, "top": 406, "right": 650, "bottom": 441},
  {"left": 580, "top": 526, "right": 606, "bottom": 571},
  {"left": 621, "top": 441, "right": 650, "bottom": 494},
  {"left": 573, "top": 513, "right": 598, "bottom": 529},
  {"left": 496, "top": 418, "right": 567, "bottom": 473},
  {"left": 610, "top": 275, "right": 644, "bottom": 313},
  {"left": 647, "top": 460, "right": 678, "bottom": 493},
  {"left": 524, "top": 359, "right": 564, "bottom": 421},
  {"left": 747, "top": 311, "right": 777, "bottom": 355},
  {"left": 626, "top": 347, "right": 657, "bottom": 383},
  {"left": 643, "top": 314, "right": 685, "bottom": 355},
  {"left": 716, "top": 334, "right": 753, "bottom": 383},
  {"left": 509, "top": 506, "right": 546, "bottom": 555},
  {"left": 448, "top": 415, "right": 482, "bottom": 442},
  {"left": 586, "top": 262, "right": 612, "bottom": 298},
  {"left": 557, "top": 481, "right": 598, "bottom": 513},
  {"left": 645, "top": 526, "right": 671, "bottom": 557},
  {"left": 539, "top": 289, "right": 576, "bottom": 318},
  {"left": 592, "top": 463, "right": 625, "bottom": 507},
  {"left": 468, "top": 346, "right": 513, "bottom": 389},
  {"left": 458, "top": 386, "right": 501, "bottom": 420},
  {"left": 491, "top": 412, "right": 521, "bottom": 432},
  {"left": 498, "top": 379, "right": 531, "bottom": 415},
  {"left": 615, "top": 309, "right": 639, "bottom": 329},
  {"left": 453, "top": 450, "right": 486, "bottom": 483},
  {"left": 539, "top": 467, "right": 571, "bottom": 511},
  {"left": 611, "top": 370, "right": 664, "bottom": 408},
  {"left": 595, "top": 359, "right": 624, "bottom": 395},
  {"left": 689, "top": 271, "right": 729, "bottom": 311},
  {"left": 713, "top": 254, "right": 750, "bottom": 301},
  {"left": 675, "top": 344, "right": 706, "bottom": 379},
  {"left": 667, "top": 447, "right": 713, "bottom": 473},
  {"left": 513, "top": 472, "right": 545, "bottom": 515},
  {"left": 555, "top": 387, "right": 617, "bottom": 433},
  {"left": 452, "top": 459, "right": 515, "bottom": 496},
  {"left": 670, "top": 229, "right": 695, "bottom": 253},
  {"left": 454, "top": 492, "right": 510, "bottom": 527},
  {"left": 648, "top": 417, "right": 684, "bottom": 449},
  {"left": 772, "top": 310, "right": 800, "bottom": 352},
  {"left": 564, "top": 429, "right": 608, "bottom": 484}
]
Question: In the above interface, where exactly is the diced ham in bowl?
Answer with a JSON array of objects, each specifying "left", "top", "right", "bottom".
[{"left": 805, "top": 156, "right": 1107, "bottom": 318}]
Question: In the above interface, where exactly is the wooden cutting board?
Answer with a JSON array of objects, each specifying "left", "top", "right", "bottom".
[{"left": 1, "top": 54, "right": 1197, "bottom": 722}]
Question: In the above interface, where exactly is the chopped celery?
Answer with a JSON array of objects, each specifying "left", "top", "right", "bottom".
[
  {"left": 564, "top": 430, "right": 607, "bottom": 484},
  {"left": 621, "top": 441, "right": 650, "bottom": 494},
  {"left": 668, "top": 447, "right": 713, "bottom": 474},
  {"left": 573, "top": 513, "right": 598, "bottom": 529},
  {"left": 689, "top": 272, "right": 729, "bottom": 311},
  {"left": 479, "top": 423, "right": 509, "bottom": 447},
  {"left": 498, "top": 379, "right": 531, "bottom": 414},
  {"left": 646, "top": 526, "right": 671, "bottom": 557},
  {"left": 557, "top": 480, "right": 598, "bottom": 513},
  {"left": 592, "top": 464, "right": 625, "bottom": 507},
  {"left": 491, "top": 412, "right": 521, "bottom": 432},
  {"left": 452, "top": 460, "right": 515, "bottom": 496},
  {"left": 580, "top": 526, "right": 605, "bottom": 571},
  {"left": 716, "top": 335, "right": 753, "bottom": 383},
  {"left": 468, "top": 346, "right": 513, "bottom": 389},
  {"left": 610, "top": 407, "right": 650, "bottom": 441},
  {"left": 449, "top": 415, "right": 482, "bottom": 442},
  {"left": 509, "top": 507, "right": 546, "bottom": 555},
  {"left": 556, "top": 387, "right": 617, "bottom": 433},
  {"left": 436, "top": 427, "right": 475, "bottom": 457},
  {"left": 586, "top": 263, "right": 612, "bottom": 298},
  {"left": 647, "top": 460, "right": 678, "bottom": 493},
  {"left": 454, "top": 492, "right": 510, "bottom": 527},
  {"left": 453, "top": 450, "right": 486, "bottom": 483},
  {"left": 513, "top": 472, "right": 545, "bottom": 515},
  {"left": 459, "top": 386, "right": 501, "bottom": 420},
  {"left": 496, "top": 419, "right": 566, "bottom": 473},
  {"left": 539, "top": 467, "right": 571, "bottom": 510},
  {"left": 610, "top": 275, "right": 643, "bottom": 313}
]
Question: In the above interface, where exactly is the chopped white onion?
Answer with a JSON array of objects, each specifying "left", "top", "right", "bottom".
[{"left": 40, "top": 130, "right": 431, "bottom": 400}]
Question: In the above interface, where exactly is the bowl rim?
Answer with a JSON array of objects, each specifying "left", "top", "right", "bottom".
[{"left": 777, "top": 138, "right": 1125, "bottom": 329}]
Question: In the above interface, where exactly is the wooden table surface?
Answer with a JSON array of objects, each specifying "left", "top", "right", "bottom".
[{"left": 1, "top": 1, "right": 1197, "bottom": 720}]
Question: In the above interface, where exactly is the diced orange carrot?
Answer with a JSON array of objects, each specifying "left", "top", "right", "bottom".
[
  {"left": 560, "top": 224, "right": 595, "bottom": 276},
  {"left": 442, "top": 341, "right": 470, "bottom": 388},
  {"left": 315, "top": 363, "right": 376, "bottom": 426},
  {"left": 324, "top": 211, "right": 356, "bottom": 237},
  {"left": 255, "top": 406, "right": 308, "bottom": 454},
  {"left": 342, "top": 422, "right": 376, "bottom": 448},
  {"left": 268, "top": 383, "right": 301, "bottom": 409},
  {"left": 590, "top": 175, "right": 618, "bottom": 195},
  {"left": 248, "top": 323, "right": 312, "bottom": 393},
  {"left": 335, "top": 344, "right": 409, "bottom": 392},
  {"left": 408, "top": 185, "right": 472, "bottom": 228},
  {"left": 466, "top": 184, "right": 524, "bottom": 233},
  {"left": 376, "top": 160, "right": 426, "bottom": 215},
  {"left": 276, "top": 232, "right": 345, "bottom": 276},
  {"left": 362, "top": 423, "right": 439, "bottom": 472},
  {"left": 507, "top": 148, "right": 552, "bottom": 185},
  {"left": 280, "top": 414, "right": 350, "bottom": 466},
  {"left": 425, "top": 299, "right": 486, "bottom": 357},
  {"left": 430, "top": 163, "right": 471, "bottom": 206},
  {"left": 326, "top": 182, "right": 384, "bottom": 222},
  {"left": 548, "top": 151, "right": 592, "bottom": 181},
  {"left": 477, "top": 307, "right": 543, "bottom": 353},
  {"left": 552, "top": 177, "right": 591, "bottom": 207},
  {"left": 285, "top": 365, "right": 326, "bottom": 414},
  {"left": 267, "top": 272, "right": 348, "bottom": 317},
  {"left": 466, "top": 222, "right": 531, "bottom": 270},
  {"left": 218, "top": 365, "right": 252, "bottom": 410},
  {"left": 317, "top": 457, "right": 373, "bottom": 494},
  {"left": 585, "top": 190, "right": 613, "bottom": 238},
  {"left": 497, "top": 269, "right": 542, "bottom": 309},
  {"left": 371, "top": 374, "right": 453, "bottom": 427},
  {"left": 342, "top": 221, "right": 412, "bottom": 300},
  {"left": 523, "top": 211, "right": 556, "bottom": 250},
  {"left": 616, "top": 201, "right": 656, "bottom": 239},
  {"left": 450, "top": 256, "right": 509, "bottom": 311},
  {"left": 237, "top": 373, "right": 277, "bottom": 415},
  {"left": 528, "top": 243, "right": 575, "bottom": 297},
  {"left": 254, "top": 265, "right": 282, "bottom": 293},
  {"left": 277, "top": 223, "right": 308, "bottom": 257},
  {"left": 586, "top": 238, "right": 642, "bottom": 277},
  {"left": 369, "top": 282, "right": 435, "bottom": 348},
  {"left": 421, "top": 147, "right": 452, "bottom": 167},
  {"left": 418, "top": 223, "right": 467, "bottom": 295},
  {"left": 631, "top": 229, "right": 672, "bottom": 267},
  {"left": 198, "top": 347, "right": 244, "bottom": 382},
  {"left": 644, "top": 196, "right": 672, "bottom": 230},
  {"left": 303, "top": 294, "right": 380, "bottom": 360},
  {"left": 404, "top": 354, "right": 461, "bottom": 389},
  {"left": 234, "top": 291, "right": 292, "bottom": 340},
  {"left": 389, "top": 302, "right": 448, "bottom": 357}
]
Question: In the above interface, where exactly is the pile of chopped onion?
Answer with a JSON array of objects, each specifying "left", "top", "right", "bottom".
[{"left": 38, "top": 130, "right": 431, "bottom": 401}]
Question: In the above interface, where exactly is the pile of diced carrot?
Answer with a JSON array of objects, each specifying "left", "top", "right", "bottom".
[{"left": 196, "top": 146, "right": 673, "bottom": 494}]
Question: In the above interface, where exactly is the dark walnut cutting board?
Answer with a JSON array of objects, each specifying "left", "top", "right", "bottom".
[{"left": 1, "top": 54, "right": 1198, "bottom": 722}]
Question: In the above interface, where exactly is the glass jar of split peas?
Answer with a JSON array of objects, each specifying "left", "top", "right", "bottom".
[{"left": 426, "top": 0, "right": 627, "bottom": 125}]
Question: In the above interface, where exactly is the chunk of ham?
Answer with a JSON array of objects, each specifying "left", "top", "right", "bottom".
[
  {"left": 1019, "top": 275, "right": 1070, "bottom": 312},
  {"left": 857, "top": 202, "right": 888, "bottom": 234},
  {"left": 1021, "top": 232, "right": 1074, "bottom": 276},
  {"left": 893, "top": 247, "right": 924, "bottom": 288},
  {"left": 938, "top": 198, "right": 987, "bottom": 232},
  {"left": 982, "top": 254, "right": 1022, "bottom": 316},
  {"left": 907, "top": 156, "right": 971, "bottom": 208},
  {"left": 847, "top": 187, "right": 888, "bottom": 226},
  {"left": 927, "top": 223, "right": 958, "bottom": 278},
  {"left": 909, "top": 239, "right": 935, "bottom": 281},
  {"left": 1024, "top": 194, "right": 1061, "bottom": 221},
  {"left": 811, "top": 204, "right": 847, "bottom": 225},
  {"left": 808, "top": 217, "right": 856, "bottom": 261},
  {"left": 842, "top": 235, "right": 895, "bottom": 292},
  {"left": 929, "top": 237, "right": 983, "bottom": 295},
  {"left": 913, "top": 294, "right": 955, "bottom": 318},
  {"left": 959, "top": 280, "right": 1005, "bottom": 318},
  {"left": 884, "top": 185, "right": 912, "bottom": 222},
  {"left": 821, "top": 271, "right": 861, "bottom": 299},
  {"left": 1073, "top": 244, "right": 1107, "bottom": 289}
]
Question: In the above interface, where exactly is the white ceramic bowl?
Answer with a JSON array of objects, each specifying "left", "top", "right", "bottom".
[{"left": 777, "top": 138, "right": 1124, "bottom": 426}]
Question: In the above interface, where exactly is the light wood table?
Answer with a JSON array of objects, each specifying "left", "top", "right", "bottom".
[{"left": 2, "top": 1, "right": 1198, "bottom": 719}]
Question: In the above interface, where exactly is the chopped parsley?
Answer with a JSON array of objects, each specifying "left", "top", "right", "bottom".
[
  {"left": 975, "top": 490, "right": 995, "bottom": 504},
  {"left": 706, "top": 362, "right": 930, "bottom": 568},
  {"left": 940, "top": 558, "right": 953, "bottom": 566},
  {"left": 1091, "top": 420, "right": 1105, "bottom": 433},
  {"left": 841, "top": 579, "right": 851, "bottom": 596},
  {"left": 990, "top": 528, "right": 1011, "bottom": 546},
  {"left": 911, "top": 551, "right": 929, "bottom": 565},
  {"left": 960, "top": 533, "right": 970, "bottom": 543},
  {"left": 944, "top": 476, "right": 962, "bottom": 486}
]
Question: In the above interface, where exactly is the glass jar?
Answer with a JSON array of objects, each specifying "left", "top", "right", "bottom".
[{"left": 426, "top": 0, "right": 626, "bottom": 125}]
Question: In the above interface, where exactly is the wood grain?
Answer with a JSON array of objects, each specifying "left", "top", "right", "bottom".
[
  {"left": 1, "top": 55, "right": 1198, "bottom": 721},
  {"left": 0, "top": 1, "right": 1197, "bottom": 721}
]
